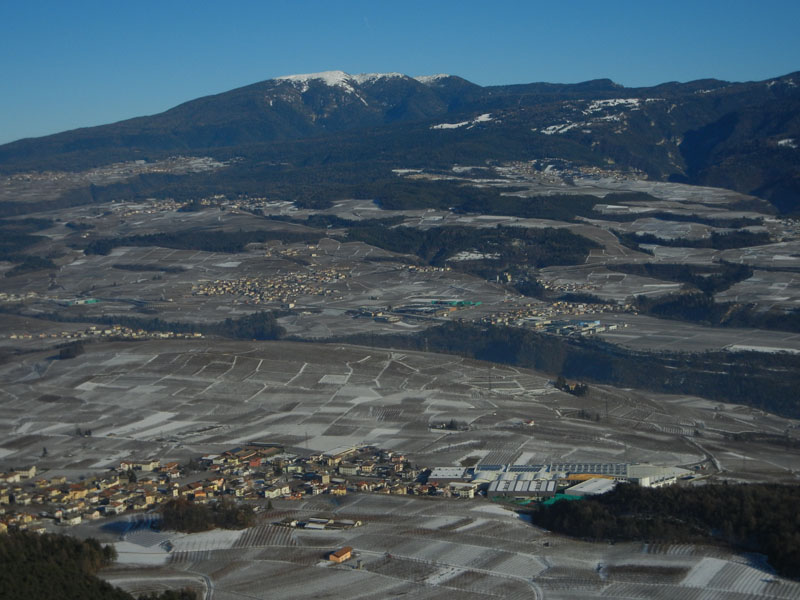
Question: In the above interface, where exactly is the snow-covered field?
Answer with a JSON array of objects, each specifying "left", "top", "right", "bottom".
[{"left": 95, "top": 493, "right": 800, "bottom": 599}]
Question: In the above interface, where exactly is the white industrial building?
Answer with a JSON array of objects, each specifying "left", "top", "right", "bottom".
[
  {"left": 487, "top": 477, "right": 557, "bottom": 499},
  {"left": 429, "top": 462, "right": 689, "bottom": 497},
  {"left": 428, "top": 466, "right": 468, "bottom": 484},
  {"left": 564, "top": 477, "right": 617, "bottom": 497}
]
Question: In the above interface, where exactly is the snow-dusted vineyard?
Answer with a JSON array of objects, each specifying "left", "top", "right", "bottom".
[
  {"left": 3, "top": 164, "right": 800, "bottom": 597},
  {"left": 97, "top": 493, "right": 800, "bottom": 599}
]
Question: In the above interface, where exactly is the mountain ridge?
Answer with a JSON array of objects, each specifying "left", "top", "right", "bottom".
[{"left": 1, "top": 70, "right": 799, "bottom": 212}]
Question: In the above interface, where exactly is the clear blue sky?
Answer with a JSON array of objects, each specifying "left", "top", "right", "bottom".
[{"left": 1, "top": 0, "right": 798, "bottom": 145}]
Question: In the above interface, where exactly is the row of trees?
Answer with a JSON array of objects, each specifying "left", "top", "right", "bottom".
[
  {"left": 346, "top": 224, "right": 600, "bottom": 271},
  {"left": 599, "top": 260, "right": 800, "bottom": 333},
  {"left": 0, "top": 530, "right": 195, "bottom": 599},
  {"left": 265, "top": 213, "right": 404, "bottom": 229},
  {"left": 2, "top": 309, "right": 286, "bottom": 342},
  {"left": 528, "top": 483, "right": 800, "bottom": 579},
  {"left": 111, "top": 263, "right": 186, "bottom": 273},
  {"left": 84, "top": 227, "right": 324, "bottom": 255},
  {"left": 610, "top": 262, "right": 753, "bottom": 296},
  {"left": 614, "top": 229, "right": 772, "bottom": 252},
  {"left": 57, "top": 340, "right": 85, "bottom": 360},
  {"left": 4, "top": 255, "right": 57, "bottom": 277},
  {"left": 160, "top": 498, "right": 256, "bottom": 533},
  {"left": 635, "top": 292, "right": 800, "bottom": 333},
  {"left": 0, "top": 218, "right": 55, "bottom": 271},
  {"left": 554, "top": 375, "right": 589, "bottom": 396}
]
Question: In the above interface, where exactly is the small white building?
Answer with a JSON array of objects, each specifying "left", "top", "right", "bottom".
[
  {"left": 448, "top": 482, "right": 477, "bottom": 499},
  {"left": 338, "top": 463, "right": 359, "bottom": 476}
]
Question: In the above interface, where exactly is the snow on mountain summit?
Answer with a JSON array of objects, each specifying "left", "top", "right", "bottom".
[
  {"left": 275, "top": 71, "right": 356, "bottom": 93},
  {"left": 350, "top": 72, "right": 406, "bottom": 84},
  {"left": 275, "top": 71, "right": 446, "bottom": 91},
  {"left": 273, "top": 71, "right": 416, "bottom": 96},
  {"left": 415, "top": 74, "right": 452, "bottom": 84}
]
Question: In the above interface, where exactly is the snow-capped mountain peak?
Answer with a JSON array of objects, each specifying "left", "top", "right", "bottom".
[
  {"left": 273, "top": 71, "right": 417, "bottom": 96},
  {"left": 275, "top": 71, "right": 356, "bottom": 94},
  {"left": 351, "top": 72, "right": 407, "bottom": 85},
  {"left": 415, "top": 74, "right": 452, "bottom": 85},
  {"left": 273, "top": 71, "right": 457, "bottom": 93}
]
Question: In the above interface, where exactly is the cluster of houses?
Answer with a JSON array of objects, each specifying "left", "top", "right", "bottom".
[
  {"left": 401, "top": 265, "right": 452, "bottom": 274},
  {"left": 6, "top": 324, "right": 204, "bottom": 342},
  {"left": 0, "top": 444, "right": 421, "bottom": 532},
  {"left": 536, "top": 279, "right": 597, "bottom": 294},
  {"left": 191, "top": 266, "right": 349, "bottom": 306},
  {"left": 111, "top": 198, "right": 185, "bottom": 218},
  {"left": 1, "top": 443, "right": 691, "bottom": 535},
  {"left": 0, "top": 291, "right": 40, "bottom": 304},
  {"left": 0, "top": 461, "right": 183, "bottom": 533},
  {"left": 513, "top": 160, "right": 645, "bottom": 184},
  {"left": 218, "top": 195, "right": 280, "bottom": 213},
  {"left": 6, "top": 156, "right": 222, "bottom": 190},
  {"left": 173, "top": 191, "right": 293, "bottom": 214},
  {"left": 478, "top": 300, "right": 633, "bottom": 329}
]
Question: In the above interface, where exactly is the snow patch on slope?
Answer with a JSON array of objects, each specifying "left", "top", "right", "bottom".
[
  {"left": 276, "top": 70, "right": 355, "bottom": 93},
  {"left": 778, "top": 138, "right": 798, "bottom": 149},
  {"left": 275, "top": 70, "right": 374, "bottom": 105},
  {"left": 415, "top": 74, "right": 451, "bottom": 84},
  {"left": 583, "top": 98, "right": 641, "bottom": 114},
  {"left": 537, "top": 97, "right": 661, "bottom": 135},
  {"left": 539, "top": 122, "right": 581, "bottom": 135},
  {"left": 276, "top": 71, "right": 409, "bottom": 89},
  {"left": 766, "top": 77, "right": 799, "bottom": 89},
  {"left": 449, "top": 250, "right": 501, "bottom": 261},
  {"left": 431, "top": 113, "right": 493, "bottom": 130},
  {"left": 351, "top": 72, "right": 405, "bottom": 84}
]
